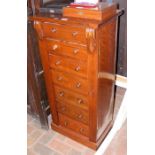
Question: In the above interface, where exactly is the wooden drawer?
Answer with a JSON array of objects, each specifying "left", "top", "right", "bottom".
[
  {"left": 54, "top": 85, "right": 88, "bottom": 110},
  {"left": 59, "top": 113, "right": 89, "bottom": 137},
  {"left": 49, "top": 54, "right": 88, "bottom": 78},
  {"left": 57, "top": 101, "right": 89, "bottom": 125},
  {"left": 46, "top": 39, "right": 88, "bottom": 61},
  {"left": 51, "top": 70, "right": 88, "bottom": 95},
  {"left": 42, "top": 22, "right": 87, "bottom": 44}
]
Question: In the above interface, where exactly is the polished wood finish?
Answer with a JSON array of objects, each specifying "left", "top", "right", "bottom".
[
  {"left": 29, "top": 3, "right": 120, "bottom": 149},
  {"left": 97, "top": 17, "right": 117, "bottom": 139},
  {"left": 42, "top": 22, "right": 87, "bottom": 43},
  {"left": 54, "top": 85, "right": 89, "bottom": 110},
  {"left": 51, "top": 70, "right": 88, "bottom": 95},
  {"left": 46, "top": 39, "right": 88, "bottom": 61},
  {"left": 49, "top": 54, "right": 88, "bottom": 78},
  {"left": 57, "top": 101, "right": 89, "bottom": 125},
  {"left": 59, "top": 113, "right": 89, "bottom": 137},
  {"left": 63, "top": 3, "right": 117, "bottom": 21}
]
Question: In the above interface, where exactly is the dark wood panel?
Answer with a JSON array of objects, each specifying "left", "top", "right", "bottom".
[
  {"left": 28, "top": 0, "right": 43, "bottom": 15},
  {"left": 27, "top": 20, "right": 50, "bottom": 129},
  {"left": 113, "top": 0, "right": 127, "bottom": 76},
  {"left": 97, "top": 17, "right": 117, "bottom": 139}
]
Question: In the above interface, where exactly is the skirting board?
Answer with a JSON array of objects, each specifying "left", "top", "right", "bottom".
[{"left": 115, "top": 74, "right": 127, "bottom": 88}]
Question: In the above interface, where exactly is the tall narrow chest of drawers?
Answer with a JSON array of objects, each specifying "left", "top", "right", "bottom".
[{"left": 29, "top": 4, "right": 119, "bottom": 149}]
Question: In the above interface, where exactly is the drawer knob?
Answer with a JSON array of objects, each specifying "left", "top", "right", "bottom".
[
  {"left": 77, "top": 99, "right": 83, "bottom": 104},
  {"left": 73, "top": 49, "right": 79, "bottom": 54},
  {"left": 59, "top": 91, "right": 64, "bottom": 97},
  {"left": 78, "top": 114, "right": 83, "bottom": 119},
  {"left": 75, "top": 66, "right": 80, "bottom": 72},
  {"left": 64, "top": 121, "right": 68, "bottom": 126},
  {"left": 76, "top": 83, "right": 81, "bottom": 88},
  {"left": 80, "top": 128, "right": 84, "bottom": 133},
  {"left": 57, "top": 76, "right": 63, "bottom": 81},
  {"left": 72, "top": 32, "right": 78, "bottom": 36},
  {"left": 55, "top": 60, "right": 61, "bottom": 65},
  {"left": 51, "top": 28, "right": 57, "bottom": 33},
  {"left": 61, "top": 107, "right": 66, "bottom": 112},
  {"left": 52, "top": 44, "right": 58, "bottom": 51}
]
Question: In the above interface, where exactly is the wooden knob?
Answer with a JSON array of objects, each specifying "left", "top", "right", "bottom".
[
  {"left": 59, "top": 91, "right": 64, "bottom": 97},
  {"left": 52, "top": 44, "right": 58, "bottom": 51},
  {"left": 57, "top": 76, "right": 63, "bottom": 81},
  {"left": 61, "top": 107, "right": 66, "bottom": 112},
  {"left": 72, "top": 32, "right": 78, "bottom": 36},
  {"left": 64, "top": 121, "right": 68, "bottom": 126},
  {"left": 75, "top": 66, "right": 80, "bottom": 71},
  {"left": 78, "top": 114, "right": 83, "bottom": 119},
  {"left": 73, "top": 49, "right": 79, "bottom": 54},
  {"left": 55, "top": 60, "right": 61, "bottom": 65},
  {"left": 76, "top": 83, "right": 81, "bottom": 88},
  {"left": 51, "top": 28, "right": 57, "bottom": 33},
  {"left": 77, "top": 99, "right": 83, "bottom": 104},
  {"left": 79, "top": 128, "right": 84, "bottom": 133}
]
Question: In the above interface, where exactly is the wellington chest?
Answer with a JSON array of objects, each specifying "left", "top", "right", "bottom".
[{"left": 29, "top": 3, "right": 120, "bottom": 149}]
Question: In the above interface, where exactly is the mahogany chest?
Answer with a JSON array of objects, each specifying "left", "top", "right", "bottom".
[{"left": 29, "top": 3, "right": 119, "bottom": 149}]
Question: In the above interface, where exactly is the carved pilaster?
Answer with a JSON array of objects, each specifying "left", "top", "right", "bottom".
[{"left": 86, "top": 28, "right": 97, "bottom": 53}]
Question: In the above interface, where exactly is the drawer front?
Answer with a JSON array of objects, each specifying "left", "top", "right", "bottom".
[
  {"left": 46, "top": 39, "right": 88, "bottom": 61},
  {"left": 42, "top": 22, "right": 86, "bottom": 44},
  {"left": 51, "top": 70, "right": 88, "bottom": 95},
  {"left": 54, "top": 86, "right": 88, "bottom": 110},
  {"left": 49, "top": 54, "right": 88, "bottom": 78},
  {"left": 59, "top": 113, "right": 89, "bottom": 137},
  {"left": 57, "top": 101, "right": 89, "bottom": 125}
]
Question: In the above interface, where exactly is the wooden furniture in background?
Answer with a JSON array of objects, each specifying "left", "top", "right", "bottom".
[
  {"left": 29, "top": 2, "right": 120, "bottom": 149},
  {"left": 27, "top": 19, "right": 50, "bottom": 129}
]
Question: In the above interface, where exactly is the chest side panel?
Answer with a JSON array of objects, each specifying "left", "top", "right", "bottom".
[{"left": 97, "top": 17, "right": 118, "bottom": 140}]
